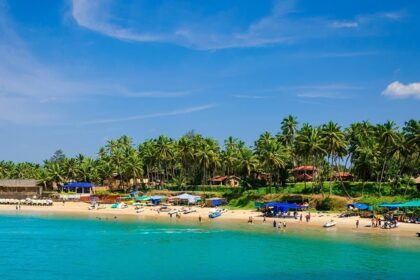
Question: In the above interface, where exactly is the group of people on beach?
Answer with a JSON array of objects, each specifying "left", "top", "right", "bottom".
[{"left": 272, "top": 220, "right": 287, "bottom": 229}]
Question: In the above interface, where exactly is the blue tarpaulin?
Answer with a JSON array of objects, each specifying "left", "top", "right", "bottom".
[
  {"left": 150, "top": 195, "right": 166, "bottom": 205},
  {"left": 264, "top": 202, "right": 303, "bottom": 214},
  {"left": 378, "top": 203, "right": 403, "bottom": 208},
  {"left": 379, "top": 201, "right": 420, "bottom": 208},
  {"left": 347, "top": 203, "right": 372, "bottom": 211},
  {"left": 63, "top": 182, "right": 93, "bottom": 189}
]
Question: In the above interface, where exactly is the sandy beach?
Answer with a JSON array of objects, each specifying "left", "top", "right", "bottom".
[{"left": 1, "top": 202, "right": 419, "bottom": 238}]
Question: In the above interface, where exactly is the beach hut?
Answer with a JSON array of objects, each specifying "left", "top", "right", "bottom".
[
  {"left": 205, "top": 198, "right": 227, "bottom": 207},
  {"left": 0, "top": 179, "right": 42, "bottom": 199},
  {"left": 62, "top": 182, "right": 93, "bottom": 194},
  {"left": 171, "top": 193, "right": 202, "bottom": 205}
]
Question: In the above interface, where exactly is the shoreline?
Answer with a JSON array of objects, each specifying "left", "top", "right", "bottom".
[{"left": 1, "top": 202, "right": 419, "bottom": 239}]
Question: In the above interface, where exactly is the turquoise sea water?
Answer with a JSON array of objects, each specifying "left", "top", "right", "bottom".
[{"left": 0, "top": 213, "right": 419, "bottom": 280}]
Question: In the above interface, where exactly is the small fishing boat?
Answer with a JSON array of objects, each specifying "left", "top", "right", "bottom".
[
  {"left": 183, "top": 208, "right": 196, "bottom": 214},
  {"left": 209, "top": 210, "right": 222, "bottom": 219},
  {"left": 323, "top": 220, "right": 337, "bottom": 228},
  {"left": 168, "top": 209, "right": 179, "bottom": 215},
  {"left": 159, "top": 206, "right": 171, "bottom": 212},
  {"left": 136, "top": 208, "right": 144, "bottom": 213}
]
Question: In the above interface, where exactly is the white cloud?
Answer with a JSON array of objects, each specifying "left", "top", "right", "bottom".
[
  {"left": 297, "top": 92, "right": 350, "bottom": 99},
  {"left": 0, "top": 5, "right": 193, "bottom": 124},
  {"left": 331, "top": 21, "right": 358, "bottom": 29},
  {"left": 70, "top": 0, "right": 404, "bottom": 50},
  {"left": 71, "top": 0, "right": 294, "bottom": 50},
  {"left": 233, "top": 95, "right": 267, "bottom": 99},
  {"left": 82, "top": 104, "right": 215, "bottom": 125},
  {"left": 382, "top": 81, "right": 420, "bottom": 99}
]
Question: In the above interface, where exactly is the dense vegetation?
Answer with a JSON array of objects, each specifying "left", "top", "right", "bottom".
[{"left": 0, "top": 116, "right": 419, "bottom": 198}]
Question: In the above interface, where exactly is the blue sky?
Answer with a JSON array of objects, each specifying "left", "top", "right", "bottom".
[{"left": 0, "top": 0, "right": 419, "bottom": 162}]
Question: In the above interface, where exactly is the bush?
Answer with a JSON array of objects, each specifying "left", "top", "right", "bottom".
[
  {"left": 313, "top": 196, "right": 347, "bottom": 211},
  {"left": 315, "top": 197, "right": 333, "bottom": 211}
]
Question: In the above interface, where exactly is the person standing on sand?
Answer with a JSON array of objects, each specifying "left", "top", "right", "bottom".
[
  {"left": 198, "top": 215, "right": 202, "bottom": 222},
  {"left": 300, "top": 213, "right": 302, "bottom": 222},
  {"left": 248, "top": 216, "right": 253, "bottom": 224},
  {"left": 356, "top": 219, "right": 359, "bottom": 229},
  {"left": 263, "top": 216, "right": 266, "bottom": 223},
  {"left": 273, "top": 220, "right": 277, "bottom": 228}
]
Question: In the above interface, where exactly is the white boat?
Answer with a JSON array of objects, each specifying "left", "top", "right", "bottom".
[
  {"left": 136, "top": 208, "right": 144, "bottom": 213},
  {"left": 323, "top": 220, "right": 337, "bottom": 228},
  {"left": 168, "top": 209, "right": 179, "bottom": 215}
]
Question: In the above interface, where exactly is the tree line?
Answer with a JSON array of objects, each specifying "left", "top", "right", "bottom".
[{"left": 0, "top": 116, "right": 418, "bottom": 195}]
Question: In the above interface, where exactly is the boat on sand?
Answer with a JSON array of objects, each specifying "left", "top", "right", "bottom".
[
  {"left": 323, "top": 220, "right": 337, "bottom": 228},
  {"left": 209, "top": 209, "right": 222, "bottom": 219}
]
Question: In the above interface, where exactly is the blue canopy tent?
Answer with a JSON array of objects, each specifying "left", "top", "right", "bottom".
[
  {"left": 62, "top": 182, "right": 93, "bottom": 193},
  {"left": 379, "top": 203, "right": 403, "bottom": 208},
  {"left": 347, "top": 203, "right": 373, "bottom": 211},
  {"left": 150, "top": 195, "right": 166, "bottom": 205},
  {"left": 264, "top": 202, "right": 303, "bottom": 214},
  {"left": 399, "top": 200, "right": 420, "bottom": 208}
]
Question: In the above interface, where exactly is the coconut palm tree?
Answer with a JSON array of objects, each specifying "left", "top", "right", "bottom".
[
  {"left": 239, "top": 147, "right": 260, "bottom": 177},
  {"left": 321, "top": 121, "right": 348, "bottom": 196},
  {"left": 376, "top": 121, "right": 402, "bottom": 194}
]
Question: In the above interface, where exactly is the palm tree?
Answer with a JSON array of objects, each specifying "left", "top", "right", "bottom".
[
  {"left": 376, "top": 121, "right": 402, "bottom": 195},
  {"left": 255, "top": 133, "right": 290, "bottom": 192},
  {"left": 321, "top": 122, "right": 348, "bottom": 196},
  {"left": 296, "top": 124, "right": 327, "bottom": 193},
  {"left": 240, "top": 147, "right": 259, "bottom": 177},
  {"left": 44, "top": 161, "right": 64, "bottom": 190}
]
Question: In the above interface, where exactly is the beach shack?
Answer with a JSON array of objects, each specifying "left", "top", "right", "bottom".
[
  {"left": 262, "top": 202, "right": 304, "bottom": 216},
  {"left": 0, "top": 179, "right": 42, "bottom": 199},
  {"left": 205, "top": 197, "right": 227, "bottom": 207},
  {"left": 170, "top": 193, "right": 202, "bottom": 205},
  {"left": 62, "top": 182, "right": 93, "bottom": 194}
]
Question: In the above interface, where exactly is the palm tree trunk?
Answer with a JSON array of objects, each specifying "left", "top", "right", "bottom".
[
  {"left": 378, "top": 158, "right": 387, "bottom": 196},
  {"left": 335, "top": 157, "right": 351, "bottom": 198}
]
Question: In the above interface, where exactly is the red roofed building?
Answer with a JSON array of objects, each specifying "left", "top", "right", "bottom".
[
  {"left": 333, "top": 171, "right": 354, "bottom": 181},
  {"left": 291, "top": 166, "right": 318, "bottom": 182},
  {"left": 210, "top": 176, "right": 241, "bottom": 187}
]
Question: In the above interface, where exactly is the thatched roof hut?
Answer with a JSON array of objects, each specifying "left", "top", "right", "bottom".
[{"left": 0, "top": 179, "right": 42, "bottom": 198}]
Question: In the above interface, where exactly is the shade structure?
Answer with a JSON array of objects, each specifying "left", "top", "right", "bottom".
[
  {"left": 136, "top": 196, "right": 151, "bottom": 201},
  {"left": 347, "top": 203, "right": 372, "bottom": 211},
  {"left": 63, "top": 182, "right": 93, "bottom": 189},
  {"left": 378, "top": 203, "right": 403, "bottom": 208},
  {"left": 264, "top": 202, "right": 303, "bottom": 214},
  {"left": 399, "top": 200, "right": 420, "bottom": 208},
  {"left": 172, "top": 193, "right": 201, "bottom": 204}
]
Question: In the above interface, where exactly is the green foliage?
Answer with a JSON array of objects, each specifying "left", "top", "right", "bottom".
[{"left": 0, "top": 117, "right": 418, "bottom": 201}]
